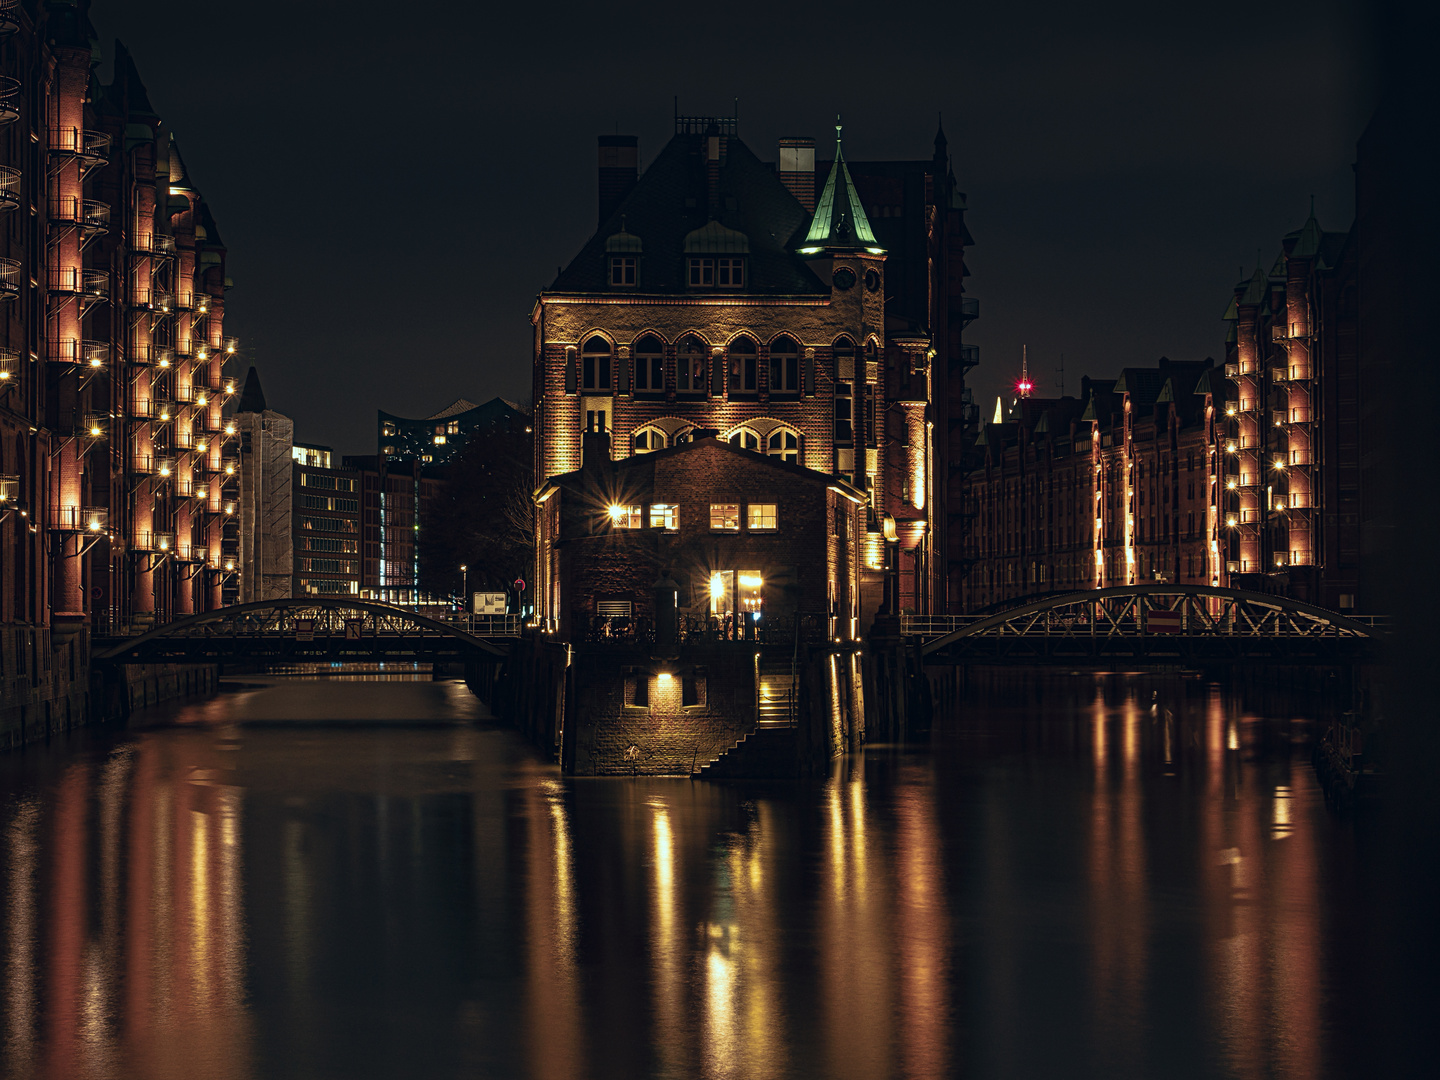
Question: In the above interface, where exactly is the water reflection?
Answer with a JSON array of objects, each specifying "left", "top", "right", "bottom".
[{"left": 0, "top": 672, "right": 1369, "bottom": 1079}]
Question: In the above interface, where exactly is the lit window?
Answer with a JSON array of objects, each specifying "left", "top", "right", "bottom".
[
  {"left": 610, "top": 256, "right": 636, "bottom": 286},
  {"left": 769, "top": 335, "right": 800, "bottom": 393},
  {"left": 433, "top": 435, "right": 446, "bottom": 445},
  {"left": 747, "top": 503, "right": 778, "bottom": 530},
  {"left": 728, "top": 428, "right": 759, "bottom": 451},
  {"left": 382, "top": 422, "right": 396, "bottom": 437},
  {"left": 649, "top": 503, "right": 677, "bottom": 531},
  {"left": 447, "top": 421, "right": 459, "bottom": 434},
  {"left": 710, "top": 503, "right": 740, "bottom": 530},
  {"left": 633, "top": 334, "right": 665, "bottom": 392},
  {"left": 610, "top": 504, "right": 643, "bottom": 528}
]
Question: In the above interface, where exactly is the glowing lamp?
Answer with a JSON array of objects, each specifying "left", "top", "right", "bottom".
[
  {"left": 224, "top": 423, "right": 236, "bottom": 435},
  {"left": 196, "top": 349, "right": 207, "bottom": 361},
  {"left": 1225, "top": 441, "right": 1237, "bottom": 454},
  {"left": 710, "top": 573, "right": 725, "bottom": 601},
  {"left": 608, "top": 504, "right": 625, "bottom": 523},
  {"left": 0, "top": 370, "right": 10, "bottom": 380},
  {"left": 1226, "top": 515, "right": 1237, "bottom": 528},
  {"left": 1015, "top": 379, "right": 1034, "bottom": 395},
  {"left": 225, "top": 463, "right": 235, "bottom": 475},
  {"left": 86, "top": 517, "right": 102, "bottom": 532},
  {"left": 226, "top": 342, "right": 236, "bottom": 354},
  {"left": 657, "top": 672, "right": 673, "bottom": 684},
  {"left": 224, "top": 560, "right": 235, "bottom": 572},
  {"left": 1225, "top": 405, "right": 1236, "bottom": 416},
  {"left": 1226, "top": 478, "right": 1237, "bottom": 489},
  {"left": 195, "top": 393, "right": 208, "bottom": 407},
  {"left": 88, "top": 424, "right": 102, "bottom": 437},
  {"left": 739, "top": 574, "right": 763, "bottom": 588}
]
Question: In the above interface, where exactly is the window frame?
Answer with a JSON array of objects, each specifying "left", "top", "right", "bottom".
[
  {"left": 609, "top": 256, "right": 637, "bottom": 286},
  {"left": 747, "top": 502, "right": 778, "bottom": 530},
  {"left": 768, "top": 336, "right": 800, "bottom": 394},
  {"left": 710, "top": 503, "right": 741, "bottom": 531},
  {"left": 648, "top": 503, "right": 678, "bottom": 531}
]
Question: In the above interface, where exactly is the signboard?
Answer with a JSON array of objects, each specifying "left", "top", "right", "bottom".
[
  {"left": 514, "top": 578, "right": 526, "bottom": 592},
  {"left": 1146, "top": 610, "right": 1183, "bottom": 635},
  {"left": 473, "top": 591, "right": 508, "bottom": 615},
  {"left": 344, "top": 619, "right": 363, "bottom": 641},
  {"left": 293, "top": 619, "right": 316, "bottom": 642}
]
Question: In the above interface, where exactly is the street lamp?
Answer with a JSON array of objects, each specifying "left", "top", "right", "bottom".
[{"left": 460, "top": 564, "right": 468, "bottom": 613}]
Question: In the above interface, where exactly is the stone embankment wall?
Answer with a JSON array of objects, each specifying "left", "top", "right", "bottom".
[
  {"left": 1, "top": 624, "right": 217, "bottom": 751},
  {"left": 481, "top": 634, "right": 866, "bottom": 777}
]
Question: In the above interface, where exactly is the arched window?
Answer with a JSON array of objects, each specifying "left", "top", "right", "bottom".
[
  {"left": 676, "top": 335, "right": 706, "bottom": 394},
  {"left": 633, "top": 334, "right": 664, "bottom": 393},
  {"left": 581, "top": 336, "right": 612, "bottom": 392},
  {"left": 729, "top": 336, "right": 758, "bottom": 394},
  {"left": 632, "top": 426, "right": 667, "bottom": 453},
  {"left": 767, "top": 427, "right": 801, "bottom": 465},
  {"left": 727, "top": 427, "right": 760, "bottom": 451},
  {"left": 769, "top": 335, "right": 799, "bottom": 394},
  {"left": 672, "top": 427, "right": 696, "bottom": 445}
]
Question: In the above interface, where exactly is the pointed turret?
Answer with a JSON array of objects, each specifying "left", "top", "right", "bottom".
[
  {"left": 798, "top": 118, "right": 882, "bottom": 255},
  {"left": 236, "top": 366, "right": 267, "bottom": 414}
]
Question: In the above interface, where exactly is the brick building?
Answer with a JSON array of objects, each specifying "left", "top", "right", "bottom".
[
  {"left": 1220, "top": 208, "right": 1360, "bottom": 610},
  {"left": 535, "top": 430, "right": 865, "bottom": 642},
  {"left": 532, "top": 113, "right": 977, "bottom": 621},
  {"left": 3, "top": 1, "right": 238, "bottom": 741},
  {"left": 959, "top": 360, "right": 1221, "bottom": 610},
  {"left": 343, "top": 453, "right": 442, "bottom": 606}
]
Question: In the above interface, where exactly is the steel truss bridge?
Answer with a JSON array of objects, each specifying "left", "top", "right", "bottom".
[
  {"left": 904, "top": 585, "right": 1383, "bottom": 664},
  {"left": 93, "top": 599, "right": 516, "bottom": 666}
]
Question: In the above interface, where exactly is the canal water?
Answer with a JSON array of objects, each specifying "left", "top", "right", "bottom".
[{"left": 0, "top": 671, "right": 1382, "bottom": 1079}]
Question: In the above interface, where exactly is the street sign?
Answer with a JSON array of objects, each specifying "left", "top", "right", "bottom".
[
  {"left": 1146, "top": 610, "right": 1182, "bottom": 634},
  {"left": 294, "top": 619, "right": 315, "bottom": 642},
  {"left": 473, "top": 592, "right": 507, "bottom": 615},
  {"left": 344, "top": 619, "right": 363, "bottom": 640},
  {"left": 514, "top": 578, "right": 526, "bottom": 592}
]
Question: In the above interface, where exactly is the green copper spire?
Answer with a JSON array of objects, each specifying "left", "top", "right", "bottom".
[{"left": 799, "top": 118, "right": 882, "bottom": 254}]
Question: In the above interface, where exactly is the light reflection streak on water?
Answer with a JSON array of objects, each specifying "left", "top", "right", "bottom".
[
  {"left": 525, "top": 778, "right": 583, "bottom": 1080},
  {"left": 3, "top": 799, "right": 40, "bottom": 1074},
  {"left": 894, "top": 774, "right": 951, "bottom": 1079},
  {"left": 649, "top": 799, "right": 685, "bottom": 1076}
]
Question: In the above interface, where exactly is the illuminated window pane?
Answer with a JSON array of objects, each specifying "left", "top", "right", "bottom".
[
  {"left": 649, "top": 503, "right": 677, "bottom": 531},
  {"left": 710, "top": 503, "right": 740, "bottom": 530},
  {"left": 747, "top": 503, "right": 778, "bottom": 530}
]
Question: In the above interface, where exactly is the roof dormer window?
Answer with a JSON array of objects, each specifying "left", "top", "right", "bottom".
[
  {"left": 610, "top": 257, "right": 636, "bottom": 286},
  {"left": 683, "top": 221, "right": 749, "bottom": 290}
]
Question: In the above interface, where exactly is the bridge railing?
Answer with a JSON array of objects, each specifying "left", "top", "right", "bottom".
[
  {"left": 440, "top": 614, "right": 523, "bottom": 637},
  {"left": 901, "top": 615, "right": 982, "bottom": 639}
]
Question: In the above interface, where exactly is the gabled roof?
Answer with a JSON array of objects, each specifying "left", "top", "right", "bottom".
[
  {"left": 428, "top": 398, "right": 480, "bottom": 420},
  {"left": 549, "top": 132, "right": 825, "bottom": 296},
  {"left": 801, "top": 122, "right": 881, "bottom": 253},
  {"left": 1113, "top": 368, "right": 1165, "bottom": 406},
  {"left": 539, "top": 435, "right": 866, "bottom": 501}
]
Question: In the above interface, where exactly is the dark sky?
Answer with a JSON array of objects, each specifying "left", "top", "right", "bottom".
[{"left": 89, "top": 0, "right": 1376, "bottom": 453}]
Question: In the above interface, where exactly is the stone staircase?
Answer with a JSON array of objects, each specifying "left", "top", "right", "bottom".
[
  {"left": 756, "top": 659, "right": 796, "bottom": 726},
  {"left": 696, "top": 724, "right": 797, "bottom": 780},
  {"left": 696, "top": 660, "right": 799, "bottom": 779}
]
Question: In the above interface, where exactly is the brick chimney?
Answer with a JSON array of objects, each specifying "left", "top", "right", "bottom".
[
  {"left": 598, "top": 135, "right": 638, "bottom": 226},
  {"left": 779, "top": 136, "right": 815, "bottom": 211}
]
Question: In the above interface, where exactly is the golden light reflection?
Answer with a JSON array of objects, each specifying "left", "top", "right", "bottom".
[
  {"left": 4, "top": 799, "right": 41, "bottom": 1076},
  {"left": 525, "top": 778, "right": 584, "bottom": 1080}
]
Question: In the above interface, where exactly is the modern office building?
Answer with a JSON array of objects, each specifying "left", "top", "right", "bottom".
[{"left": 378, "top": 395, "right": 528, "bottom": 466}]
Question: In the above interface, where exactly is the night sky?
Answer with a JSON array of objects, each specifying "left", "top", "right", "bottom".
[{"left": 89, "top": 0, "right": 1377, "bottom": 454}]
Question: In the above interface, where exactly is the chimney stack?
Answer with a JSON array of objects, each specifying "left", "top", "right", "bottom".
[
  {"left": 598, "top": 135, "right": 638, "bottom": 226},
  {"left": 779, "top": 136, "right": 816, "bottom": 211}
]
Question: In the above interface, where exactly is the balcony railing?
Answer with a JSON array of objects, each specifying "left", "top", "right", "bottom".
[
  {"left": 960, "top": 343, "right": 980, "bottom": 369},
  {"left": 132, "top": 233, "right": 177, "bottom": 258},
  {"left": 0, "top": 348, "right": 17, "bottom": 384},
  {"left": 0, "top": 75, "right": 18, "bottom": 124},
  {"left": 81, "top": 340, "right": 107, "bottom": 369},
  {"left": 130, "top": 286, "right": 172, "bottom": 312},
  {"left": 0, "top": 165, "right": 19, "bottom": 211},
  {"left": 959, "top": 297, "right": 980, "bottom": 321},
  {"left": 51, "top": 127, "right": 110, "bottom": 163},
  {"left": 0, "top": 256, "right": 18, "bottom": 299},
  {"left": 50, "top": 506, "right": 108, "bottom": 532},
  {"left": 81, "top": 200, "right": 109, "bottom": 232},
  {"left": 129, "top": 398, "right": 174, "bottom": 422},
  {"left": 128, "top": 344, "right": 174, "bottom": 367},
  {"left": 176, "top": 384, "right": 212, "bottom": 407},
  {"left": 131, "top": 453, "right": 156, "bottom": 474},
  {"left": 133, "top": 530, "right": 175, "bottom": 553},
  {"left": 0, "top": 1, "right": 19, "bottom": 36}
]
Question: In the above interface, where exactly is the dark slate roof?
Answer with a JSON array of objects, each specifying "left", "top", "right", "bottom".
[
  {"left": 549, "top": 133, "right": 826, "bottom": 296},
  {"left": 1239, "top": 266, "right": 1268, "bottom": 305},
  {"left": 236, "top": 366, "right": 267, "bottom": 414},
  {"left": 1113, "top": 367, "right": 1165, "bottom": 406},
  {"left": 541, "top": 434, "right": 864, "bottom": 500}
]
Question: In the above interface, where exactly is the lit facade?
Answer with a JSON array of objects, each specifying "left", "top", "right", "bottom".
[
  {"left": 1220, "top": 209, "right": 1360, "bottom": 610},
  {"left": 291, "top": 444, "right": 362, "bottom": 598},
  {"left": 1, "top": 10, "right": 238, "bottom": 639},
  {"left": 532, "top": 114, "right": 977, "bottom": 625}
]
